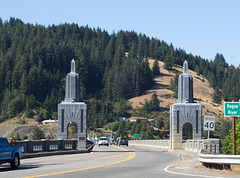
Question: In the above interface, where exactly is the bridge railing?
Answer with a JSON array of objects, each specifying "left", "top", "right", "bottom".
[
  {"left": 182, "top": 139, "right": 203, "bottom": 152},
  {"left": 16, "top": 139, "right": 78, "bottom": 153},
  {"left": 129, "top": 140, "right": 170, "bottom": 149},
  {"left": 200, "top": 139, "right": 220, "bottom": 154},
  {"left": 129, "top": 139, "right": 220, "bottom": 154}
]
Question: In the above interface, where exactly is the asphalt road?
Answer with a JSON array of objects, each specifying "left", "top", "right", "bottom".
[
  {"left": 0, "top": 145, "right": 238, "bottom": 178},
  {"left": 0, "top": 145, "right": 179, "bottom": 178}
]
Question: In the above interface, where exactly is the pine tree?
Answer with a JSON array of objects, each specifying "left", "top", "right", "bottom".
[
  {"left": 214, "top": 53, "right": 228, "bottom": 68},
  {"left": 170, "top": 74, "right": 179, "bottom": 98},
  {"left": 212, "top": 87, "right": 222, "bottom": 104},
  {"left": 149, "top": 93, "right": 160, "bottom": 111},
  {"left": 163, "top": 53, "right": 174, "bottom": 69},
  {"left": 31, "top": 126, "right": 45, "bottom": 140},
  {"left": 194, "top": 65, "right": 200, "bottom": 75},
  {"left": 152, "top": 59, "right": 160, "bottom": 76},
  {"left": 156, "top": 117, "right": 164, "bottom": 129}
]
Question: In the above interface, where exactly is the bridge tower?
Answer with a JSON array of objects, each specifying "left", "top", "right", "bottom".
[
  {"left": 170, "top": 61, "right": 202, "bottom": 149},
  {"left": 58, "top": 59, "right": 87, "bottom": 149}
]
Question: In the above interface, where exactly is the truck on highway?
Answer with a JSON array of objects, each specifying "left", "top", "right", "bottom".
[{"left": 0, "top": 137, "right": 22, "bottom": 168}]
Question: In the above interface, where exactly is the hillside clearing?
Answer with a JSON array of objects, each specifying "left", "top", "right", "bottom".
[{"left": 129, "top": 59, "right": 224, "bottom": 117}]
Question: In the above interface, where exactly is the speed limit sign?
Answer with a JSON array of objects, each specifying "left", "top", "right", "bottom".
[{"left": 204, "top": 115, "right": 215, "bottom": 131}]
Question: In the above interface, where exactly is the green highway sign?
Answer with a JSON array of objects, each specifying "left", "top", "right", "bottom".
[
  {"left": 133, "top": 134, "right": 141, "bottom": 138},
  {"left": 224, "top": 102, "right": 240, "bottom": 117}
]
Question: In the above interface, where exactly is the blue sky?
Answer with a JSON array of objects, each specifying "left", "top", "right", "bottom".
[{"left": 1, "top": 0, "right": 240, "bottom": 66}]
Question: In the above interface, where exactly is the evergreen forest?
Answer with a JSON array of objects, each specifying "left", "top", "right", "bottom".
[{"left": 1, "top": 17, "right": 240, "bottom": 138}]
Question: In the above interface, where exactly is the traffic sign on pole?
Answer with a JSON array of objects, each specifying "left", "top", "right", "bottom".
[
  {"left": 224, "top": 102, "right": 240, "bottom": 117},
  {"left": 225, "top": 101, "right": 239, "bottom": 155},
  {"left": 203, "top": 115, "right": 215, "bottom": 131}
]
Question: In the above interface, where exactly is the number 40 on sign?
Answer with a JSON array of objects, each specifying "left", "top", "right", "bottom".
[{"left": 204, "top": 115, "right": 215, "bottom": 131}]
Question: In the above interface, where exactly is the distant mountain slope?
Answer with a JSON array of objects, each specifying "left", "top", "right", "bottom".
[
  {"left": 0, "top": 59, "right": 225, "bottom": 139},
  {"left": 129, "top": 59, "right": 224, "bottom": 117},
  {"left": 2, "top": 18, "right": 237, "bottom": 131}
]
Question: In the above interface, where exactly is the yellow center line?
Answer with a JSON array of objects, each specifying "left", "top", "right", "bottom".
[
  {"left": 111, "top": 145, "right": 131, "bottom": 151},
  {"left": 95, "top": 153, "right": 130, "bottom": 159},
  {"left": 22, "top": 146, "right": 135, "bottom": 178}
]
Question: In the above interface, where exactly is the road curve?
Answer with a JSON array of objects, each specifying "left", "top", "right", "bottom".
[{"left": 0, "top": 145, "right": 181, "bottom": 178}]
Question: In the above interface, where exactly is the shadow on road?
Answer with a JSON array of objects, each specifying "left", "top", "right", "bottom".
[{"left": 0, "top": 165, "right": 39, "bottom": 172}]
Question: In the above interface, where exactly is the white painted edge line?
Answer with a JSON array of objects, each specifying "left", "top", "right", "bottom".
[{"left": 164, "top": 165, "right": 225, "bottom": 178}]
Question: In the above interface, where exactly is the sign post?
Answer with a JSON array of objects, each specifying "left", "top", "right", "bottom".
[
  {"left": 232, "top": 117, "right": 236, "bottom": 155},
  {"left": 224, "top": 102, "right": 240, "bottom": 155},
  {"left": 203, "top": 115, "right": 215, "bottom": 139}
]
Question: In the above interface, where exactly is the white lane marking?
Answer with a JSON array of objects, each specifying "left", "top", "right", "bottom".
[
  {"left": 0, "top": 171, "right": 15, "bottom": 174},
  {"left": 164, "top": 165, "right": 225, "bottom": 178}
]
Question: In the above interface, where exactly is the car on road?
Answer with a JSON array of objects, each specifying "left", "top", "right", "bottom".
[
  {"left": 109, "top": 138, "right": 115, "bottom": 145},
  {"left": 116, "top": 137, "right": 128, "bottom": 146},
  {"left": 98, "top": 137, "right": 109, "bottom": 147},
  {"left": 0, "top": 137, "right": 22, "bottom": 168}
]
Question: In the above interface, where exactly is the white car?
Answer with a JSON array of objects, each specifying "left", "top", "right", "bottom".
[{"left": 98, "top": 137, "right": 109, "bottom": 147}]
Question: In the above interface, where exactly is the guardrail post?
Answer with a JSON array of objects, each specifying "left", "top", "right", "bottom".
[
  {"left": 57, "top": 140, "right": 61, "bottom": 151},
  {"left": 27, "top": 140, "right": 33, "bottom": 153},
  {"left": 74, "top": 139, "right": 77, "bottom": 150},
  {"left": 44, "top": 139, "right": 49, "bottom": 151},
  {"left": 59, "top": 139, "right": 64, "bottom": 150}
]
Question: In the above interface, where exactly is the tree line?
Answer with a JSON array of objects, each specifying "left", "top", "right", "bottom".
[
  {"left": 0, "top": 17, "right": 240, "bottom": 128},
  {"left": 0, "top": 18, "right": 153, "bottom": 123}
]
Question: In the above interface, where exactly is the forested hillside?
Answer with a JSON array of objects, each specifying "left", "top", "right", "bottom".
[{"left": 0, "top": 17, "right": 240, "bottom": 127}]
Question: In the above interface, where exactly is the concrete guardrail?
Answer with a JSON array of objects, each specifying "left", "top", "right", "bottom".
[
  {"left": 15, "top": 139, "right": 78, "bottom": 153},
  {"left": 130, "top": 139, "right": 220, "bottom": 154},
  {"left": 11, "top": 139, "right": 94, "bottom": 158},
  {"left": 129, "top": 140, "right": 170, "bottom": 149}
]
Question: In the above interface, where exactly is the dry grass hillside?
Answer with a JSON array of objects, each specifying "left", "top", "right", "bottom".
[
  {"left": 129, "top": 59, "right": 224, "bottom": 117},
  {"left": 0, "top": 116, "right": 58, "bottom": 139},
  {"left": 0, "top": 59, "right": 225, "bottom": 139}
]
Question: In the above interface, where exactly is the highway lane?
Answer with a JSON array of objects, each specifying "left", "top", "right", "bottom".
[{"left": 0, "top": 145, "right": 183, "bottom": 178}]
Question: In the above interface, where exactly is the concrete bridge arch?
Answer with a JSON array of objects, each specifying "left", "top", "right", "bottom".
[
  {"left": 58, "top": 59, "right": 87, "bottom": 149},
  {"left": 170, "top": 61, "right": 202, "bottom": 149}
]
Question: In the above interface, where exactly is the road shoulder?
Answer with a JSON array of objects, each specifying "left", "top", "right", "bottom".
[{"left": 130, "top": 144, "right": 240, "bottom": 177}]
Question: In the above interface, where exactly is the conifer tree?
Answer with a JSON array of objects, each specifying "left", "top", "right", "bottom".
[
  {"left": 170, "top": 74, "right": 179, "bottom": 98},
  {"left": 152, "top": 59, "right": 160, "bottom": 76},
  {"left": 212, "top": 88, "right": 222, "bottom": 104},
  {"left": 31, "top": 126, "right": 45, "bottom": 140},
  {"left": 149, "top": 93, "right": 160, "bottom": 111}
]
